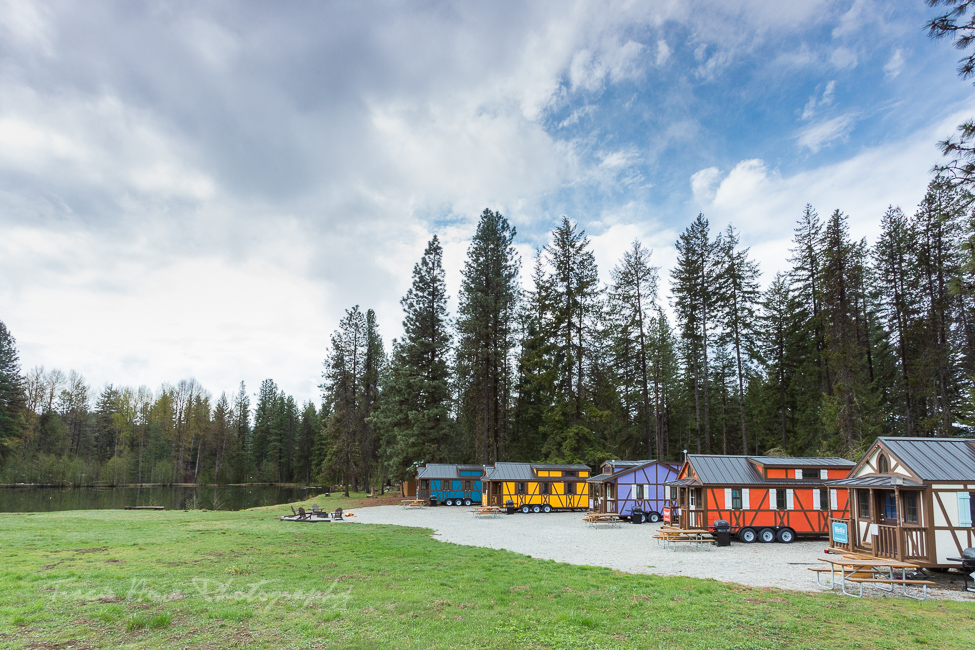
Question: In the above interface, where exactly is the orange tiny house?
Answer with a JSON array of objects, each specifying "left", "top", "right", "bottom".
[
  {"left": 666, "top": 455, "right": 854, "bottom": 543},
  {"left": 481, "top": 463, "right": 590, "bottom": 513}
]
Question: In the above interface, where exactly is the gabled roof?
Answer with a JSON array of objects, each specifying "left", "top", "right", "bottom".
[
  {"left": 588, "top": 460, "right": 679, "bottom": 483},
  {"left": 682, "top": 454, "right": 852, "bottom": 485},
  {"left": 829, "top": 475, "right": 925, "bottom": 488},
  {"left": 416, "top": 464, "right": 462, "bottom": 479},
  {"left": 483, "top": 462, "right": 591, "bottom": 481},
  {"left": 878, "top": 437, "right": 975, "bottom": 482},
  {"left": 751, "top": 456, "right": 855, "bottom": 468}
]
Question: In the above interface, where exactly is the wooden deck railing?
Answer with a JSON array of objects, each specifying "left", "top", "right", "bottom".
[{"left": 876, "top": 524, "right": 927, "bottom": 561}]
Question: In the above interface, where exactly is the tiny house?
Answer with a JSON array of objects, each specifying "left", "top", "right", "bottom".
[
  {"left": 666, "top": 455, "right": 854, "bottom": 543},
  {"left": 587, "top": 460, "right": 679, "bottom": 522},
  {"left": 827, "top": 437, "right": 975, "bottom": 567},
  {"left": 415, "top": 464, "right": 485, "bottom": 506},
  {"left": 481, "top": 463, "right": 591, "bottom": 512}
]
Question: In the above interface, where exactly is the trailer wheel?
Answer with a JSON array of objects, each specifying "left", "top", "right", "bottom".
[
  {"left": 520, "top": 505, "right": 530, "bottom": 514},
  {"left": 738, "top": 527, "right": 757, "bottom": 543},
  {"left": 464, "top": 498, "right": 472, "bottom": 506},
  {"left": 542, "top": 504, "right": 551, "bottom": 513},
  {"left": 531, "top": 505, "right": 541, "bottom": 513},
  {"left": 647, "top": 512, "right": 661, "bottom": 523},
  {"left": 444, "top": 499, "right": 453, "bottom": 506},
  {"left": 759, "top": 527, "right": 776, "bottom": 543},
  {"left": 776, "top": 528, "right": 795, "bottom": 544}
]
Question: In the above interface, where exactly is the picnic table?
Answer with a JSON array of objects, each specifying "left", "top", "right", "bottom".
[
  {"left": 583, "top": 512, "right": 623, "bottom": 528},
  {"left": 811, "top": 556, "right": 934, "bottom": 600},
  {"left": 471, "top": 506, "right": 504, "bottom": 519},
  {"left": 400, "top": 499, "right": 426, "bottom": 509},
  {"left": 652, "top": 526, "right": 715, "bottom": 551}
]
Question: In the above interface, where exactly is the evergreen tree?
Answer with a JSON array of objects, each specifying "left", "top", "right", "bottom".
[
  {"left": 0, "top": 320, "right": 25, "bottom": 460},
  {"left": 251, "top": 379, "right": 279, "bottom": 480},
  {"left": 456, "top": 209, "right": 520, "bottom": 464}
]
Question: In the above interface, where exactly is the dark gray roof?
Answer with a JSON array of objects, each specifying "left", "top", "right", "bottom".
[
  {"left": 588, "top": 473, "right": 613, "bottom": 482},
  {"left": 666, "top": 477, "right": 701, "bottom": 487},
  {"left": 752, "top": 456, "right": 855, "bottom": 467},
  {"left": 416, "top": 464, "right": 461, "bottom": 479},
  {"left": 457, "top": 464, "right": 486, "bottom": 471},
  {"left": 530, "top": 464, "right": 591, "bottom": 472},
  {"left": 829, "top": 475, "right": 925, "bottom": 488},
  {"left": 604, "top": 460, "right": 652, "bottom": 467},
  {"left": 686, "top": 454, "right": 852, "bottom": 485},
  {"left": 483, "top": 463, "right": 535, "bottom": 481},
  {"left": 589, "top": 460, "right": 679, "bottom": 483},
  {"left": 879, "top": 437, "right": 975, "bottom": 481}
]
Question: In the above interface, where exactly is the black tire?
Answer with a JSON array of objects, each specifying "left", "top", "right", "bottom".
[
  {"left": 542, "top": 504, "right": 551, "bottom": 513},
  {"left": 759, "top": 527, "right": 776, "bottom": 543},
  {"left": 520, "top": 505, "right": 530, "bottom": 514},
  {"left": 648, "top": 512, "right": 662, "bottom": 523},
  {"left": 444, "top": 499, "right": 453, "bottom": 506},
  {"left": 464, "top": 498, "right": 472, "bottom": 506},
  {"left": 776, "top": 528, "right": 795, "bottom": 544},
  {"left": 739, "top": 527, "right": 757, "bottom": 543},
  {"left": 531, "top": 505, "right": 541, "bottom": 513}
]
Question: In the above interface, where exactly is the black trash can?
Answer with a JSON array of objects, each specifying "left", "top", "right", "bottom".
[
  {"left": 505, "top": 499, "right": 516, "bottom": 515},
  {"left": 712, "top": 519, "right": 731, "bottom": 547},
  {"left": 630, "top": 506, "right": 644, "bottom": 524},
  {"left": 429, "top": 496, "right": 438, "bottom": 507}
]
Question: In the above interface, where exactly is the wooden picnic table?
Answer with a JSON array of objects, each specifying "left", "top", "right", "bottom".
[
  {"left": 652, "top": 527, "right": 715, "bottom": 551},
  {"left": 583, "top": 512, "right": 623, "bottom": 528},
  {"left": 400, "top": 499, "right": 426, "bottom": 509},
  {"left": 811, "top": 556, "right": 933, "bottom": 600},
  {"left": 471, "top": 506, "right": 504, "bottom": 518}
]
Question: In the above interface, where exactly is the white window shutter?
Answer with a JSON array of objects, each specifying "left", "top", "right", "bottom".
[
  {"left": 795, "top": 469, "right": 802, "bottom": 479},
  {"left": 742, "top": 488, "right": 750, "bottom": 510},
  {"left": 725, "top": 488, "right": 732, "bottom": 509},
  {"left": 820, "top": 469, "right": 828, "bottom": 480},
  {"left": 812, "top": 489, "right": 821, "bottom": 511},
  {"left": 787, "top": 489, "right": 794, "bottom": 510},
  {"left": 960, "top": 493, "right": 973, "bottom": 527},
  {"left": 830, "top": 489, "right": 838, "bottom": 511}
]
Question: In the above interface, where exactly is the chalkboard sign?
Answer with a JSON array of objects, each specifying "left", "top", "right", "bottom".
[{"left": 831, "top": 520, "right": 849, "bottom": 545}]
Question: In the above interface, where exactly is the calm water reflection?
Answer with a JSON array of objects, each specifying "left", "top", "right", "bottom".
[{"left": 0, "top": 485, "right": 322, "bottom": 512}]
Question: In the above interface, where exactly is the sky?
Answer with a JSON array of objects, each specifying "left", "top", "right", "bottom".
[{"left": 1, "top": 0, "right": 973, "bottom": 406}]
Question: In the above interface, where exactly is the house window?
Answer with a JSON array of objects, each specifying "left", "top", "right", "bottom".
[
  {"left": 883, "top": 492, "right": 897, "bottom": 520},
  {"left": 802, "top": 469, "right": 819, "bottom": 479},
  {"left": 517, "top": 482, "right": 525, "bottom": 495},
  {"left": 902, "top": 492, "right": 918, "bottom": 524},
  {"left": 690, "top": 489, "right": 700, "bottom": 507},
  {"left": 878, "top": 454, "right": 889, "bottom": 473},
  {"left": 565, "top": 482, "right": 575, "bottom": 495},
  {"left": 565, "top": 471, "right": 577, "bottom": 478},
  {"left": 464, "top": 480, "right": 472, "bottom": 491},
  {"left": 731, "top": 489, "right": 742, "bottom": 510},
  {"left": 858, "top": 489, "right": 870, "bottom": 518},
  {"left": 540, "top": 482, "right": 550, "bottom": 495},
  {"left": 421, "top": 480, "right": 428, "bottom": 490},
  {"left": 820, "top": 489, "right": 829, "bottom": 511},
  {"left": 634, "top": 484, "right": 644, "bottom": 500},
  {"left": 669, "top": 486, "right": 677, "bottom": 500},
  {"left": 775, "top": 489, "right": 787, "bottom": 510}
]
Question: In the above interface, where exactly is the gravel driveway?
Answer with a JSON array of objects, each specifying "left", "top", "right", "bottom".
[{"left": 349, "top": 505, "right": 973, "bottom": 601}]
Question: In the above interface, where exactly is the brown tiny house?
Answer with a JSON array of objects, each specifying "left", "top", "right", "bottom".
[{"left": 827, "top": 437, "right": 975, "bottom": 567}]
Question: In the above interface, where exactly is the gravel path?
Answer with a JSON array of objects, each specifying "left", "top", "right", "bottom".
[{"left": 348, "top": 505, "right": 973, "bottom": 601}]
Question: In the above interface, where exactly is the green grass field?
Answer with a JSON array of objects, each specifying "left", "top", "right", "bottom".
[{"left": 0, "top": 493, "right": 972, "bottom": 649}]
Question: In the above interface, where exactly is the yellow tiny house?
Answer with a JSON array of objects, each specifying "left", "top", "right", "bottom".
[{"left": 482, "top": 462, "right": 591, "bottom": 513}]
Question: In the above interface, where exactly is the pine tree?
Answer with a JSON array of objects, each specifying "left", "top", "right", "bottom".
[
  {"left": 251, "top": 378, "right": 279, "bottom": 480},
  {"left": 456, "top": 209, "right": 520, "bottom": 464},
  {"left": 0, "top": 320, "right": 26, "bottom": 460}
]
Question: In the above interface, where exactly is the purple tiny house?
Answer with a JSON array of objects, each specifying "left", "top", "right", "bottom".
[{"left": 587, "top": 460, "right": 680, "bottom": 522}]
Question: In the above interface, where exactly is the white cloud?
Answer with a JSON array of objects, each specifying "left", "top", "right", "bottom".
[
  {"left": 656, "top": 39, "right": 672, "bottom": 66},
  {"left": 797, "top": 113, "right": 856, "bottom": 152},
  {"left": 830, "top": 46, "right": 858, "bottom": 70},
  {"left": 690, "top": 166, "right": 722, "bottom": 202},
  {"left": 884, "top": 49, "right": 905, "bottom": 79},
  {"left": 801, "top": 80, "right": 837, "bottom": 120}
]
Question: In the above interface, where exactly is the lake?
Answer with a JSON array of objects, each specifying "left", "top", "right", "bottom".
[{"left": 0, "top": 484, "right": 324, "bottom": 512}]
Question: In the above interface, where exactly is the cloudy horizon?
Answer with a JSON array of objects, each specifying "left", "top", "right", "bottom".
[{"left": 1, "top": 0, "right": 970, "bottom": 405}]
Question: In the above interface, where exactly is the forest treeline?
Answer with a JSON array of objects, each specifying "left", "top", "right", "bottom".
[{"left": 2, "top": 176, "right": 975, "bottom": 490}]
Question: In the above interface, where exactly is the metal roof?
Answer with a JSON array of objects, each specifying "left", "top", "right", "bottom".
[
  {"left": 666, "top": 477, "right": 701, "bottom": 487},
  {"left": 829, "top": 475, "right": 925, "bottom": 488},
  {"left": 588, "top": 473, "right": 613, "bottom": 482},
  {"left": 530, "top": 463, "right": 591, "bottom": 471},
  {"left": 604, "top": 460, "right": 652, "bottom": 467},
  {"left": 588, "top": 460, "right": 679, "bottom": 483},
  {"left": 751, "top": 456, "right": 855, "bottom": 467},
  {"left": 415, "top": 464, "right": 462, "bottom": 479},
  {"left": 685, "top": 454, "right": 852, "bottom": 485},
  {"left": 878, "top": 437, "right": 975, "bottom": 482},
  {"left": 482, "top": 462, "right": 535, "bottom": 481}
]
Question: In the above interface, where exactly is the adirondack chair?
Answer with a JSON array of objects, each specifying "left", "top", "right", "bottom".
[
  {"left": 311, "top": 504, "right": 328, "bottom": 518},
  {"left": 331, "top": 507, "right": 344, "bottom": 521}
]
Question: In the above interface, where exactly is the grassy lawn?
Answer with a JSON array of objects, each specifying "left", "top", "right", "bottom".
[{"left": 0, "top": 493, "right": 972, "bottom": 649}]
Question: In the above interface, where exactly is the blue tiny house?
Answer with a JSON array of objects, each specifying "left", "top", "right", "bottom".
[{"left": 416, "top": 464, "right": 485, "bottom": 506}]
